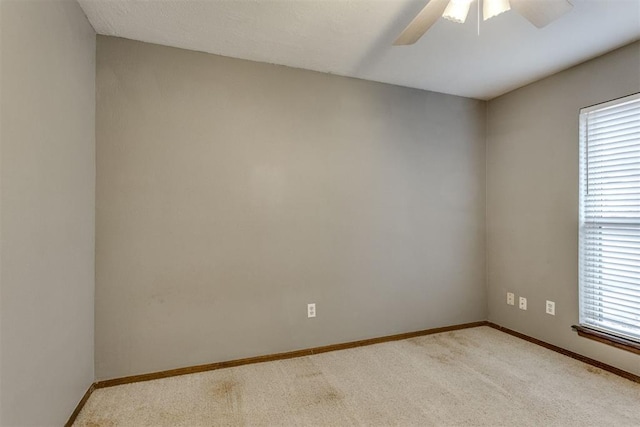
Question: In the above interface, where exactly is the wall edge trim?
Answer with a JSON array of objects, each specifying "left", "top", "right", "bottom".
[
  {"left": 64, "top": 383, "right": 96, "bottom": 427},
  {"left": 487, "top": 322, "right": 640, "bottom": 383},
  {"left": 94, "top": 321, "right": 488, "bottom": 389}
]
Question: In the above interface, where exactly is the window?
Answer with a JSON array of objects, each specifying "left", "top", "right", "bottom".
[{"left": 578, "top": 93, "right": 640, "bottom": 344}]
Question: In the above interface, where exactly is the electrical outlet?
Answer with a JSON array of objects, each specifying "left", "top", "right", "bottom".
[
  {"left": 507, "top": 292, "right": 515, "bottom": 306},
  {"left": 519, "top": 297, "right": 527, "bottom": 310},
  {"left": 546, "top": 300, "right": 556, "bottom": 315},
  {"left": 307, "top": 303, "right": 316, "bottom": 318}
]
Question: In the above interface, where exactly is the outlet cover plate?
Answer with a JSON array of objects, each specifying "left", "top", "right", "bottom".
[
  {"left": 307, "top": 303, "right": 316, "bottom": 318},
  {"left": 519, "top": 297, "right": 527, "bottom": 310},
  {"left": 546, "top": 300, "right": 555, "bottom": 315}
]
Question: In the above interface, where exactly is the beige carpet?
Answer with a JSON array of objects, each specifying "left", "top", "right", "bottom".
[{"left": 74, "top": 326, "right": 640, "bottom": 426}]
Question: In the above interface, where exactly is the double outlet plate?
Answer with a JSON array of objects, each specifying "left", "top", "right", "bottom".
[{"left": 307, "top": 303, "right": 316, "bottom": 318}]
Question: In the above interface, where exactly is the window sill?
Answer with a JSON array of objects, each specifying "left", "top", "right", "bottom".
[{"left": 572, "top": 325, "right": 640, "bottom": 355}]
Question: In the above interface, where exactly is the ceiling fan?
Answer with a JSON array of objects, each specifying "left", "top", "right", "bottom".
[{"left": 394, "top": 0, "right": 574, "bottom": 45}]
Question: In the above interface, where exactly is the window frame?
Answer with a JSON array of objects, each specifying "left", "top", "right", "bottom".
[{"left": 576, "top": 92, "right": 640, "bottom": 350}]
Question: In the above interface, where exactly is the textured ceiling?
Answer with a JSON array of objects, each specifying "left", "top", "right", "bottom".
[{"left": 78, "top": 0, "right": 640, "bottom": 100}]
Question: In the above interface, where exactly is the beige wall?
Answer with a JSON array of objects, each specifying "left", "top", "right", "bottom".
[
  {"left": 0, "top": 1, "right": 636, "bottom": 419},
  {"left": 487, "top": 41, "right": 640, "bottom": 376},
  {"left": 0, "top": 0, "right": 95, "bottom": 425},
  {"left": 95, "top": 36, "right": 487, "bottom": 380}
]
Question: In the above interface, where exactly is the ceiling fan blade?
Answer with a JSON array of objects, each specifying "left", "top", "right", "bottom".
[
  {"left": 510, "top": 0, "right": 573, "bottom": 28},
  {"left": 394, "top": 0, "right": 450, "bottom": 45}
]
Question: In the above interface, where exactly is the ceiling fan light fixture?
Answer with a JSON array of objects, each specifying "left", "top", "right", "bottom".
[
  {"left": 442, "top": 0, "right": 473, "bottom": 24},
  {"left": 483, "top": 0, "right": 511, "bottom": 21}
]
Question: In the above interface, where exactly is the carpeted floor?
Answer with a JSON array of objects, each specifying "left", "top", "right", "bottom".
[{"left": 74, "top": 326, "right": 640, "bottom": 426}]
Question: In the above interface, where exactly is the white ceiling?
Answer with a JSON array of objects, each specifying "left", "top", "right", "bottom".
[{"left": 78, "top": 0, "right": 640, "bottom": 100}]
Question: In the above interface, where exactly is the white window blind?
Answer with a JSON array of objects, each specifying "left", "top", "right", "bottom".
[{"left": 579, "top": 93, "right": 640, "bottom": 342}]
